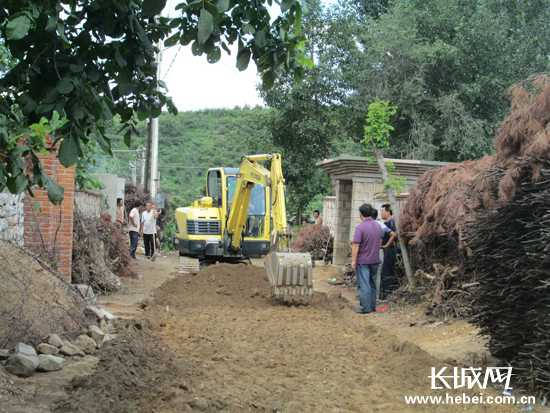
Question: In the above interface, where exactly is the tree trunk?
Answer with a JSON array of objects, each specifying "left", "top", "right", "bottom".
[
  {"left": 144, "top": 117, "right": 152, "bottom": 192},
  {"left": 372, "top": 147, "right": 414, "bottom": 286}
]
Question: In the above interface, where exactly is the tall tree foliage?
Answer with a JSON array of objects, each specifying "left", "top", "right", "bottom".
[
  {"left": 0, "top": 0, "right": 308, "bottom": 203},
  {"left": 341, "top": 0, "right": 550, "bottom": 162},
  {"left": 256, "top": 0, "right": 355, "bottom": 220}
]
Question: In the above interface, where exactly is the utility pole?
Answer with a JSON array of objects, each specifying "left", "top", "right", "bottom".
[
  {"left": 144, "top": 118, "right": 152, "bottom": 192},
  {"left": 150, "top": 48, "right": 161, "bottom": 200},
  {"left": 140, "top": 147, "right": 146, "bottom": 186}
]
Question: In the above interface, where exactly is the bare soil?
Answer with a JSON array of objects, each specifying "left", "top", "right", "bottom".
[{"left": 0, "top": 253, "right": 540, "bottom": 412}]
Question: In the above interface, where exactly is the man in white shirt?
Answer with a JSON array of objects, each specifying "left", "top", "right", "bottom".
[
  {"left": 128, "top": 201, "right": 142, "bottom": 260},
  {"left": 140, "top": 202, "right": 159, "bottom": 261},
  {"left": 313, "top": 210, "right": 323, "bottom": 225}
]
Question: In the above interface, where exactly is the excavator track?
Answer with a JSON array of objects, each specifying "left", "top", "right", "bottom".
[
  {"left": 179, "top": 256, "right": 200, "bottom": 275},
  {"left": 265, "top": 252, "right": 313, "bottom": 303}
]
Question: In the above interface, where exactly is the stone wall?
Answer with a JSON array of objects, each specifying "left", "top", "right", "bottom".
[
  {"left": 75, "top": 190, "right": 104, "bottom": 219},
  {"left": 0, "top": 189, "right": 25, "bottom": 246}
]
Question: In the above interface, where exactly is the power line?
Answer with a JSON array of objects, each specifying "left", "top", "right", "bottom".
[
  {"left": 158, "top": 165, "right": 210, "bottom": 168},
  {"left": 220, "top": 61, "right": 258, "bottom": 86},
  {"left": 163, "top": 45, "right": 182, "bottom": 80}
]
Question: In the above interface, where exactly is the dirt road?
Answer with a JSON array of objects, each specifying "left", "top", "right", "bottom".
[{"left": 0, "top": 255, "right": 521, "bottom": 412}]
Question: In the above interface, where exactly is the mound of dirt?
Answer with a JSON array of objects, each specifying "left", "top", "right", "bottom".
[
  {"left": 136, "top": 263, "right": 510, "bottom": 413},
  {"left": 51, "top": 319, "right": 197, "bottom": 413},
  {"left": 0, "top": 241, "right": 93, "bottom": 349},
  {"left": 152, "top": 263, "right": 273, "bottom": 310}
]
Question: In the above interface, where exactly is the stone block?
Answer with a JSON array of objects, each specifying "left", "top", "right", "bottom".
[
  {"left": 37, "top": 355, "right": 65, "bottom": 372},
  {"left": 49, "top": 334, "right": 64, "bottom": 348},
  {"left": 0, "top": 349, "right": 9, "bottom": 360},
  {"left": 87, "top": 305, "right": 106, "bottom": 321},
  {"left": 75, "top": 284, "right": 95, "bottom": 299},
  {"left": 89, "top": 325, "right": 105, "bottom": 346},
  {"left": 5, "top": 353, "right": 39, "bottom": 377},
  {"left": 100, "top": 319, "right": 113, "bottom": 334},
  {"left": 14, "top": 343, "right": 37, "bottom": 357},
  {"left": 59, "top": 341, "right": 85, "bottom": 357},
  {"left": 37, "top": 343, "right": 59, "bottom": 355},
  {"left": 74, "top": 335, "right": 96, "bottom": 354},
  {"left": 327, "top": 291, "right": 342, "bottom": 300}
]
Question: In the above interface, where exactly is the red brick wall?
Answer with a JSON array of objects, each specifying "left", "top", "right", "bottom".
[{"left": 23, "top": 137, "right": 75, "bottom": 281}]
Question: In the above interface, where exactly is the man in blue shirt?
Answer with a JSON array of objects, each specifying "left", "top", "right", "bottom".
[{"left": 351, "top": 203, "right": 382, "bottom": 314}]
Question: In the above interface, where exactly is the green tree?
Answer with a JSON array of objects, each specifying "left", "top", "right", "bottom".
[
  {"left": 0, "top": 0, "right": 309, "bottom": 204},
  {"left": 338, "top": 0, "right": 550, "bottom": 162},
  {"left": 256, "top": 0, "right": 356, "bottom": 221},
  {"left": 363, "top": 101, "right": 413, "bottom": 284}
]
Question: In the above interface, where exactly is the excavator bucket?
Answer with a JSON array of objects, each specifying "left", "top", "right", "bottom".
[{"left": 265, "top": 251, "right": 313, "bottom": 303}]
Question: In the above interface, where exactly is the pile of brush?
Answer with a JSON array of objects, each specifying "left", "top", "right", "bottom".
[
  {"left": 400, "top": 74, "right": 550, "bottom": 394},
  {"left": 464, "top": 166, "right": 550, "bottom": 395}
]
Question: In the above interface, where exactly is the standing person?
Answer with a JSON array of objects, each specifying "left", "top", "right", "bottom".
[
  {"left": 372, "top": 208, "right": 397, "bottom": 297},
  {"left": 313, "top": 210, "right": 323, "bottom": 225},
  {"left": 351, "top": 203, "right": 382, "bottom": 314},
  {"left": 380, "top": 203, "right": 398, "bottom": 299},
  {"left": 141, "top": 202, "right": 159, "bottom": 261},
  {"left": 116, "top": 198, "right": 127, "bottom": 227},
  {"left": 128, "top": 201, "right": 142, "bottom": 261}
]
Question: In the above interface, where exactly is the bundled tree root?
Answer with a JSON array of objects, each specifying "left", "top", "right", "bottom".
[
  {"left": 292, "top": 225, "right": 333, "bottom": 263},
  {"left": 464, "top": 166, "right": 550, "bottom": 396}
]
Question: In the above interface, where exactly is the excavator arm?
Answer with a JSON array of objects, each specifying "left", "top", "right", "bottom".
[
  {"left": 225, "top": 154, "right": 290, "bottom": 252},
  {"left": 226, "top": 154, "right": 313, "bottom": 302}
]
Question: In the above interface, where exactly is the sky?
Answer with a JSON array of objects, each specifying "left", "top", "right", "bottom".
[{"left": 159, "top": 1, "right": 337, "bottom": 112}]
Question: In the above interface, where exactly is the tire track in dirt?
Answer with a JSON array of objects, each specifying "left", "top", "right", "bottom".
[{"left": 146, "top": 263, "right": 514, "bottom": 413}]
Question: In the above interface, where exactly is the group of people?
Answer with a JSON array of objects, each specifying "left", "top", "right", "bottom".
[
  {"left": 116, "top": 198, "right": 159, "bottom": 263},
  {"left": 351, "top": 203, "right": 397, "bottom": 314}
]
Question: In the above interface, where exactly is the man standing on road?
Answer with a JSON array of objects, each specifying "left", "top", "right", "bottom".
[
  {"left": 380, "top": 204, "right": 397, "bottom": 299},
  {"left": 313, "top": 210, "right": 323, "bottom": 226},
  {"left": 116, "top": 198, "right": 127, "bottom": 227},
  {"left": 141, "top": 202, "right": 159, "bottom": 261},
  {"left": 351, "top": 203, "right": 382, "bottom": 314},
  {"left": 128, "top": 201, "right": 142, "bottom": 261}
]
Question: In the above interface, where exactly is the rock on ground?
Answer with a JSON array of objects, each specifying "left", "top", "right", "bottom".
[
  {"left": 74, "top": 335, "right": 97, "bottom": 354},
  {"left": 59, "top": 341, "right": 85, "bottom": 357},
  {"left": 75, "top": 284, "right": 95, "bottom": 299},
  {"left": 49, "top": 334, "right": 64, "bottom": 348},
  {"left": 14, "top": 343, "right": 37, "bottom": 357},
  {"left": 188, "top": 398, "right": 209, "bottom": 411},
  {"left": 0, "top": 349, "right": 9, "bottom": 360},
  {"left": 5, "top": 353, "right": 39, "bottom": 376},
  {"left": 37, "top": 343, "right": 59, "bottom": 355},
  {"left": 89, "top": 325, "right": 105, "bottom": 346},
  {"left": 99, "top": 319, "right": 112, "bottom": 334},
  {"left": 37, "top": 355, "right": 65, "bottom": 372}
]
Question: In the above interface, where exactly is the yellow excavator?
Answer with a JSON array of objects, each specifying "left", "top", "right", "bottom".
[{"left": 172, "top": 154, "right": 313, "bottom": 302}]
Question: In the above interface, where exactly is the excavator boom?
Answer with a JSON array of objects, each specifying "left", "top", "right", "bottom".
[{"left": 225, "top": 154, "right": 313, "bottom": 302}]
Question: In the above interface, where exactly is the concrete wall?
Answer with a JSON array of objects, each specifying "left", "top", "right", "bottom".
[
  {"left": 75, "top": 190, "right": 104, "bottom": 219},
  {"left": 322, "top": 196, "right": 336, "bottom": 235},
  {"left": 0, "top": 189, "right": 25, "bottom": 246},
  {"left": 90, "top": 174, "right": 126, "bottom": 222},
  {"left": 332, "top": 180, "right": 353, "bottom": 266},
  {"left": 318, "top": 155, "right": 450, "bottom": 268}
]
